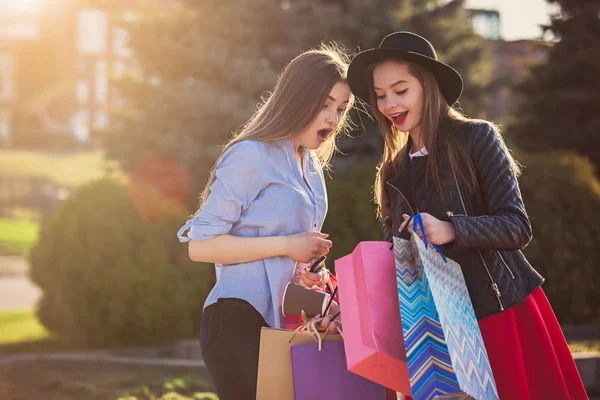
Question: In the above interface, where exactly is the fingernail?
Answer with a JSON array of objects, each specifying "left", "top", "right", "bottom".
[{"left": 403, "top": 214, "right": 409, "bottom": 219}]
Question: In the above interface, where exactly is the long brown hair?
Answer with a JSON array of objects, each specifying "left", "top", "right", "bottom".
[
  {"left": 368, "top": 60, "right": 520, "bottom": 219},
  {"left": 196, "top": 44, "right": 354, "bottom": 213}
]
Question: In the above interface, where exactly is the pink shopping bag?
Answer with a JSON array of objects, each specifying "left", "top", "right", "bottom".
[{"left": 335, "top": 241, "right": 411, "bottom": 396}]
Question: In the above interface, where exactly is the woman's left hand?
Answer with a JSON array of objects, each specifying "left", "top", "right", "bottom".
[
  {"left": 301, "top": 302, "right": 341, "bottom": 334},
  {"left": 399, "top": 213, "right": 456, "bottom": 245},
  {"left": 298, "top": 268, "right": 329, "bottom": 291}
]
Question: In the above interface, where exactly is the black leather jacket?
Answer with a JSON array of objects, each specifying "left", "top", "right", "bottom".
[{"left": 383, "top": 120, "right": 544, "bottom": 320}]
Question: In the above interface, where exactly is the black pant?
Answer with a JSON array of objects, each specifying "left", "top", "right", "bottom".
[{"left": 200, "top": 298, "right": 269, "bottom": 400}]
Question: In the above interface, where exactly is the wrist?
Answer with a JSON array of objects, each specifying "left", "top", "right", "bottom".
[
  {"left": 444, "top": 221, "right": 457, "bottom": 244},
  {"left": 278, "top": 235, "right": 291, "bottom": 258}
]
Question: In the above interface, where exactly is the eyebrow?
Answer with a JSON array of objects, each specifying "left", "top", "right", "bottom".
[
  {"left": 373, "top": 80, "right": 408, "bottom": 91},
  {"left": 328, "top": 95, "right": 349, "bottom": 104}
]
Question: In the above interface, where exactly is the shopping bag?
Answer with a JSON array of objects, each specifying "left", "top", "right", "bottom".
[
  {"left": 335, "top": 241, "right": 411, "bottom": 395},
  {"left": 256, "top": 325, "right": 343, "bottom": 400},
  {"left": 395, "top": 214, "right": 499, "bottom": 400}
]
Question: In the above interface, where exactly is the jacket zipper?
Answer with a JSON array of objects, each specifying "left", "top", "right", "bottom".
[
  {"left": 496, "top": 251, "right": 515, "bottom": 280},
  {"left": 386, "top": 181, "right": 415, "bottom": 216},
  {"left": 448, "top": 161, "right": 504, "bottom": 311}
]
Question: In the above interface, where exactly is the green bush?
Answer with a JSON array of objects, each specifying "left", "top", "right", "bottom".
[
  {"left": 518, "top": 151, "right": 600, "bottom": 324},
  {"left": 29, "top": 179, "right": 214, "bottom": 347},
  {"left": 323, "top": 161, "right": 383, "bottom": 272}
]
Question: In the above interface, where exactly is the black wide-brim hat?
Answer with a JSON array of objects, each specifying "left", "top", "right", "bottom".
[{"left": 348, "top": 32, "right": 463, "bottom": 106}]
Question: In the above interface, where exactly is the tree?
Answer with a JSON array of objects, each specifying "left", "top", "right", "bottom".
[
  {"left": 508, "top": 0, "right": 600, "bottom": 171},
  {"left": 102, "top": 0, "right": 493, "bottom": 208},
  {"left": 396, "top": 0, "right": 494, "bottom": 118}
]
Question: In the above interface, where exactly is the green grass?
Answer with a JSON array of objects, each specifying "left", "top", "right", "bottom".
[
  {"left": 568, "top": 339, "right": 600, "bottom": 354},
  {"left": 0, "top": 218, "right": 39, "bottom": 257},
  {"left": 0, "top": 310, "right": 78, "bottom": 354},
  {"left": 0, "top": 312, "right": 218, "bottom": 399},
  {"left": 0, "top": 150, "right": 124, "bottom": 187},
  {"left": 0, "top": 360, "right": 217, "bottom": 400}
]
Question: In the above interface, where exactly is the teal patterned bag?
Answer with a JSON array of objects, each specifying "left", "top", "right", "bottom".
[{"left": 395, "top": 214, "right": 499, "bottom": 400}]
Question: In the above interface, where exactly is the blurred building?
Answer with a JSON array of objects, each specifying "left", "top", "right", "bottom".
[
  {"left": 468, "top": 8, "right": 548, "bottom": 125},
  {"left": 468, "top": 8, "right": 501, "bottom": 40},
  {"left": 0, "top": 0, "right": 135, "bottom": 148}
]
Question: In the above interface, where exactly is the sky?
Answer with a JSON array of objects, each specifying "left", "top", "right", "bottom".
[
  {"left": 0, "top": 0, "right": 557, "bottom": 42},
  {"left": 465, "top": 0, "right": 558, "bottom": 40}
]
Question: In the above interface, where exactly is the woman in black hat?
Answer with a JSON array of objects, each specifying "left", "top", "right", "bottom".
[{"left": 347, "top": 32, "right": 586, "bottom": 399}]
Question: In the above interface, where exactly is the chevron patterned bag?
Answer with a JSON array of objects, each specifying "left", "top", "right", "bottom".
[{"left": 395, "top": 214, "right": 499, "bottom": 400}]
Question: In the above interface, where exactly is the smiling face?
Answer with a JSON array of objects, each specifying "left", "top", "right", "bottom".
[
  {"left": 372, "top": 60, "right": 425, "bottom": 137},
  {"left": 293, "top": 81, "right": 351, "bottom": 150}
]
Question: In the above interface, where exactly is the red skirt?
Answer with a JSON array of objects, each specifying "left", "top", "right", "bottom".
[{"left": 478, "top": 287, "right": 588, "bottom": 400}]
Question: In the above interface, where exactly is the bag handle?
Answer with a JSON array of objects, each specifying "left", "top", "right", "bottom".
[{"left": 392, "top": 213, "right": 447, "bottom": 262}]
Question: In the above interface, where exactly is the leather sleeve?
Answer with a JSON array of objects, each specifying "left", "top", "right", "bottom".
[{"left": 449, "top": 122, "right": 533, "bottom": 251}]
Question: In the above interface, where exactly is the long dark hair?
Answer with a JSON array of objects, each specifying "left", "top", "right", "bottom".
[
  {"left": 368, "top": 60, "right": 520, "bottom": 219},
  {"left": 196, "top": 44, "right": 354, "bottom": 213}
]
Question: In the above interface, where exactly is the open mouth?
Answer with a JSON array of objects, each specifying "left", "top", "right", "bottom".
[
  {"left": 317, "top": 128, "right": 333, "bottom": 142},
  {"left": 390, "top": 111, "right": 408, "bottom": 125}
]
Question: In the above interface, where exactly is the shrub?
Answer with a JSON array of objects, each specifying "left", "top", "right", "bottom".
[
  {"left": 518, "top": 151, "right": 600, "bottom": 324},
  {"left": 323, "top": 161, "right": 382, "bottom": 272},
  {"left": 29, "top": 178, "right": 214, "bottom": 347}
]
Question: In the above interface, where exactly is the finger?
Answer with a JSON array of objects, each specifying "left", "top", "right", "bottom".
[
  {"left": 311, "top": 232, "right": 329, "bottom": 239},
  {"left": 316, "top": 238, "right": 333, "bottom": 248},
  {"left": 398, "top": 221, "right": 408, "bottom": 233},
  {"left": 299, "top": 276, "right": 312, "bottom": 287},
  {"left": 301, "top": 310, "right": 309, "bottom": 324},
  {"left": 317, "top": 248, "right": 330, "bottom": 257},
  {"left": 398, "top": 214, "right": 410, "bottom": 232},
  {"left": 303, "top": 271, "right": 322, "bottom": 282},
  {"left": 320, "top": 315, "right": 333, "bottom": 330},
  {"left": 328, "top": 321, "right": 339, "bottom": 334},
  {"left": 318, "top": 243, "right": 332, "bottom": 252}
]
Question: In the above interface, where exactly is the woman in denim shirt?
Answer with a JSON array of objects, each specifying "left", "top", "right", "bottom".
[{"left": 177, "top": 46, "right": 353, "bottom": 399}]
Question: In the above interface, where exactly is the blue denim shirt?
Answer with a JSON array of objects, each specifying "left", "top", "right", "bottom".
[{"left": 177, "top": 139, "right": 327, "bottom": 328}]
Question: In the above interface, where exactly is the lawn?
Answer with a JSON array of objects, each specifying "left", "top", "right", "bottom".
[
  {"left": 0, "top": 311, "right": 217, "bottom": 399},
  {"left": 0, "top": 219, "right": 39, "bottom": 257},
  {"left": 0, "top": 150, "right": 124, "bottom": 187},
  {"left": 0, "top": 310, "right": 79, "bottom": 354},
  {"left": 0, "top": 360, "right": 217, "bottom": 400}
]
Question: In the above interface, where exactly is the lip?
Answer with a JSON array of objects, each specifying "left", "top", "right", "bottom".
[
  {"left": 389, "top": 111, "right": 408, "bottom": 126},
  {"left": 317, "top": 128, "right": 333, "bottom": 143}
]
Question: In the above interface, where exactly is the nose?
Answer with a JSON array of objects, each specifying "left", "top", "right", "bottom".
[
  {"left": 384, "top": 97, "right": 397, "bottom": 112},
  {"left": 326, "top": 109, "right": 340, "bottom": 126}
]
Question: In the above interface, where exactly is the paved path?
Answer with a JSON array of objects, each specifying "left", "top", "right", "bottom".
[{"left": 0, "top": 257, "right": 40, "bottom": 310}]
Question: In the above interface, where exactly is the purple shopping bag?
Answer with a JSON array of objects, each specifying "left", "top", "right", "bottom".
[{"left": 290, "top": 340, "right": 388, "bottom": 400}]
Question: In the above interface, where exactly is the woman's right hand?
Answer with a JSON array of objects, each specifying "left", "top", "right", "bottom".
[{"left": 285, "top": 232, "right": 332, "bottom": 263}]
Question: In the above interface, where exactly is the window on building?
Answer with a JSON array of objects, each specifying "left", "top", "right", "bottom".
[
  {"left": 95, "top": 61, "right": 108, "bottom": 104},
  {"left": 70, "top": 109, "right": 90, "bottom": 142},
  {"left": 0, "top": 109, "right": 11, "bottom": 140},
  {"left": 76, "top": 79, "right": 89, "bottom": 104},
  {"left": 113, "top": 27, "right": 132, "bottom": 58},
  {"left": 0, "top": 54, "right": 15, "bottom": 100},
  {"left": 471, "top": 12, "right": 501, "bottom": 41},
  {"left": 77, "top": 9, "right": 107, "bottom": 55}
]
